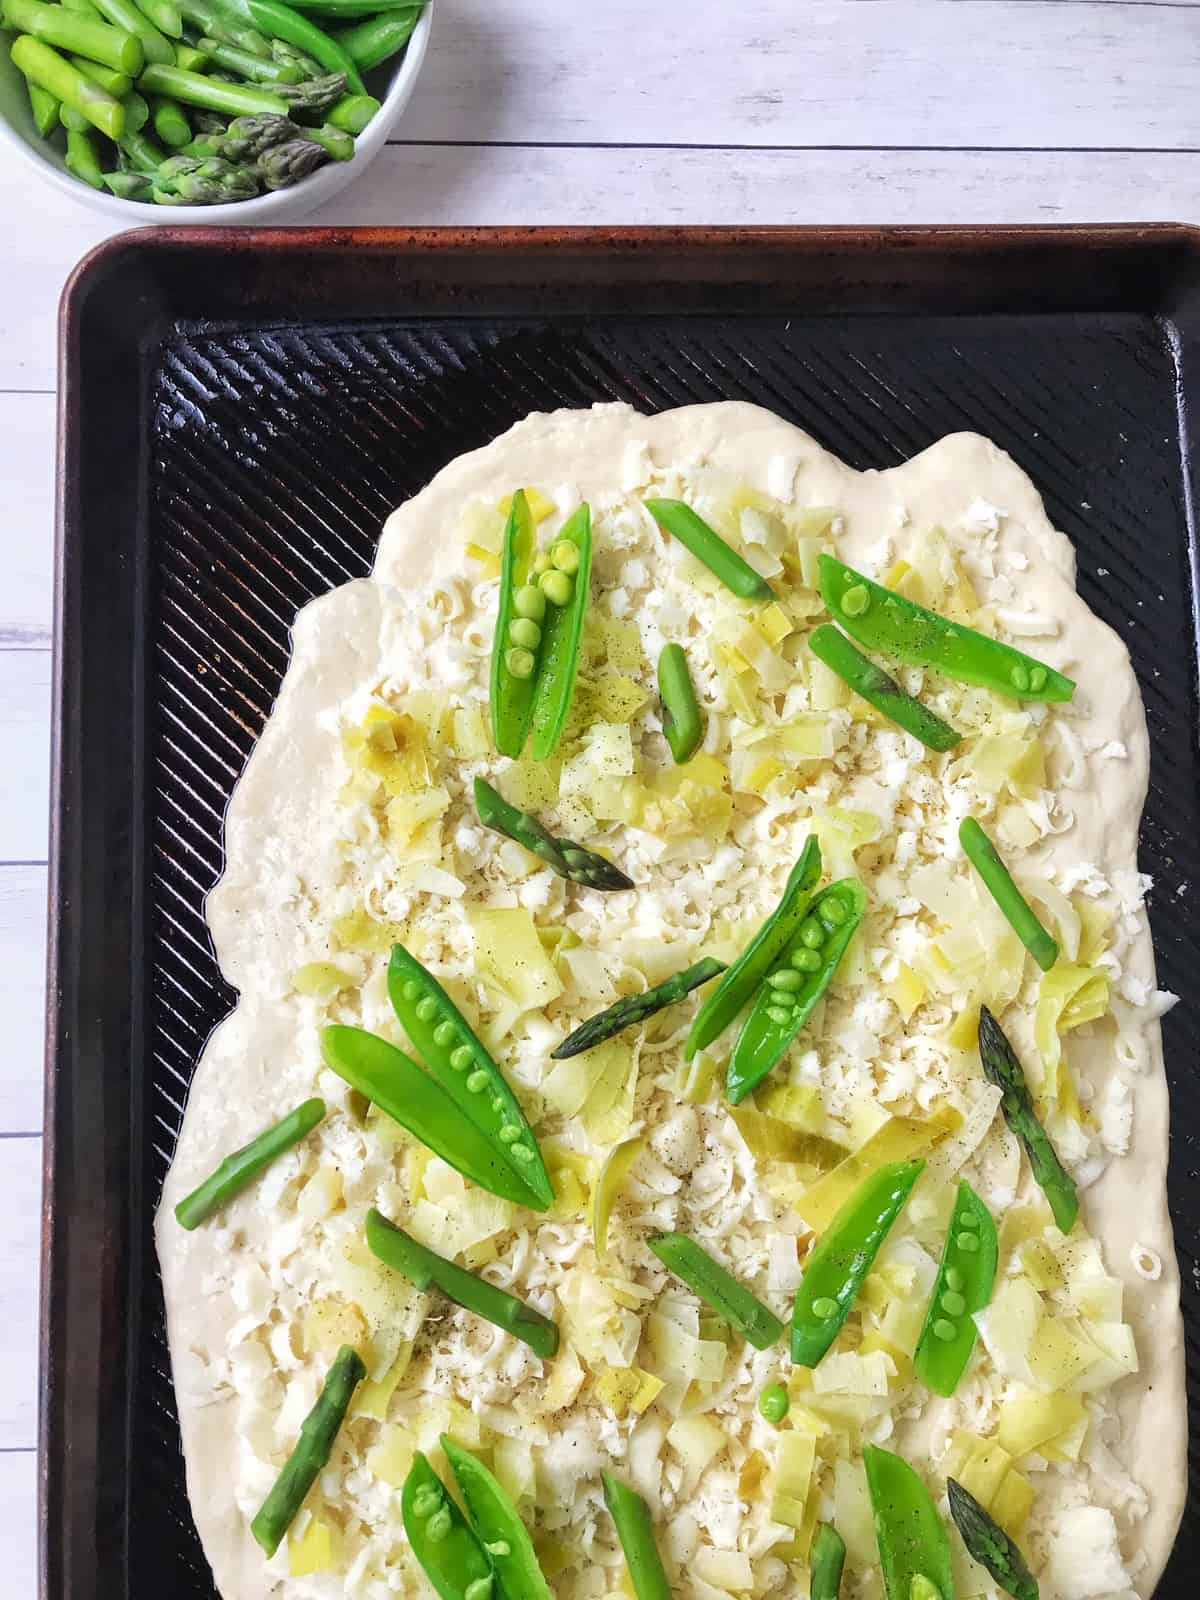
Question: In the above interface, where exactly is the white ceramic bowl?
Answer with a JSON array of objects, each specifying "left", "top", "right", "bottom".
[{"left": 0, "top": 5, "right": 430, "bottom": 222}]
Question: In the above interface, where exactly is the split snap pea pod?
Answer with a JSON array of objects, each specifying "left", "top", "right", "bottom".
[
  {"left": 959, "top": 817, "right": 1058, "bottom": 972},
  {"left": 250, "top": 1344, "right": 365, "bottom": 1555},
  {"left": 792, "top": 1159, "right": 924, "bottom": 1367},
  {"left": 978, "top": 1007, "right": 1077, "bottom": 1234},
  {"left": 475, "top": 777, "right": 633, "bottom": 892},
  {"left": 649, "top": 1232, "right": 784, "bottom": 1349},
  {"left": 602, "top": 1473, "right": 672, "bottom": 1600},
  {"left": 727, "top": 877, "right": 866, "bottom": 1103},
  {"left": 321, "top": 1025, "right": 540, "bottom": 1208},
  {"left": 658, "top": 641, "right": 704, "bottom": 764},
  {"left": 403, "top": 1452, "right": 497, "bottom": 1600},
  {"left": 947, "top": 1478, "right": 1038, "bottom": 1600},
  {"left": 530, "top": 502, "right": 592, "bottom": 758},
  {"left": 811, "top": 1523, "right": 847, "bottom": 1600},
  {"left": 820, "top": 554, "right": 1075, "bottom": 704},
  {"left": 809, "top": 625, "right": 961, "bottom": 752},
  {"left": 864, "top": 1444, "right": 953, "bottom": 1600},
  {"left": 442, "top": 1435, "right": 554, "bottom": 1600},
  {"left": 551, "top": 957, "right": 724, "bottom": 1058},
  {"left": 367, "top": 1209, "right": 559, "bottom": 1358},
  {"left": 174, "top": 1097, "right": 325, "bottom": 1228},
  {"left": 913, "top": 1180, "right": 998, "bottom": 1397},
  {"left": 644, "top": 498, "right": 775, "bottom": 601},
  {"left": 491, "top": 489, "right": 539, "bottom": 756},
  {"left": 687, "top": 835, "right": 821, "bottom": 1058},
  {"left": 387, "top": 943, "right": 552, "bottom": 1210}
]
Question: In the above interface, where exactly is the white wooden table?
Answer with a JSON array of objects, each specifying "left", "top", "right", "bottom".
[{"left": 1, "top": 0, "right": 1197, "bottom": 1584}]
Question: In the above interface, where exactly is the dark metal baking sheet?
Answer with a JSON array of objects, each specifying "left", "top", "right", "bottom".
[{"left": 45, "top": 226, "right": 1200, "bottom": 1597}]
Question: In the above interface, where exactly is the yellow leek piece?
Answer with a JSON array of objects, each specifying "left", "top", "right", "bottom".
[
  {"left": 492, "top": 1437, "right": 536, "bottom": 1506},
  {"left": 534, "top": 1537, "right": 575, "bottom": 1581},
  {"left": 594, "top": 617, "right": 644, "bottom": 673},
  {"left": 498, "top": 485, "right": 556, "bottom": 522},
  {"left": 289, "top": 1516, "right": 341, "bottom": 1576},
  {"left": 592, "top": 1135, "right": 645, "bottom": 1258},
  {"left": 678, "top": 1048, "right": 719, "bottom": 1105},
  {"left": 291, "top": 961, "right": 355, "bottom": 1001},
  {"left": 695, "top": 1550, "right": 754, "bottom": 1593},
  {"left": 996, "top": 1391, "right": 1086, "bottom": 1459},
  {"left": 886, "top": 962, "right": 927, "bottom": 1023},
  {"left": 580, "top": 1039, "right": 639, "bottom": 1144},
  {"left": 465, "top": 541, "right": 501, "bottom": 577},
  {"left": 331, "top": 908, "right": 406, "bottom": 954},
  {"left": 990, "top": 1470, "right": 1034, "bottom": 1534},
  {"left": 956, "top": 1439, "right": 1015, "bottom": 1508},
  {"left": 667, "top": 1415, "right": 726, "bottom": 1494},
  {"left": 469, "top": 905, "right": 564, "bottom": 1013},
  {"left": 586, "top": 674, "right": 651, "bottom": 725},
  {"left": 755, "top": 601, "right": 795, "bottom": 647},
  {"left": 646, "top": 1314, "right": 726, "bottom": 1383},
  {"left": 451, "top": 704, "right": 490, "bottom": 759},
  {"left": 1020, "top": 1238, "right": 1066, "bottom": 1292},
  {"left": 797, "top": 1108, "right": 961, "bottom": 1233},
  {"left": 594, "top": 1365, "right": 664, "bottom": 1417},
  {"left": 757, "top": 1082, "right": 826, "bottom": 1133},
  {"left": 729, "top": 1103, "right": 847, "bottom": 1170},
  {"left": 368, "top": 1422, "right": 416, "bottom": 1488},
  {"left": 352, "top": 1343, "right": 411, "bottom": 1419},
  {"left": 504, "top": 757, "right": 561, "bottom": 811},
  {"left": 1035, "top": 963, "right": 1109, "bottom": 1113},
  {"left": 304, "top": 1298, "right": 367, "bottom": 1358},
  {"left": 1028, "top": 1317, "right": 1101, "bottom": 1391},
  {"left": 771, "top": 1427, "right": 818, "bottom": 1533},
  {"left": 1077, "top": 899, "right": 1113, "bottom": 965}
]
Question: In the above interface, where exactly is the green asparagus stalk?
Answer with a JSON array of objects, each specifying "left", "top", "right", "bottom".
[
  {"left": 59, "top": 101, "right": 90, "bottom": 128},
  {"left": 150, "top": 92, "right": 190, "bottom": 143},
  {"left": 175, "top": 1099, "right": 325, "bottom": 1227},
  {"left": 138, "top": 60, "right": 287, "bottom": 114},
  {"left": 960, "top": 816, "right": 1058, "bottom": 972},
  {"left": 151, "top": 150, "right": 260, "bottom": 201},
  {"left": 65, "top": 125, "right": 106, "bottom": 186},
  {"left": 130, "top": 0, "right": 182, "bottom": 36},
  {"left": 474, "top": 777, "right": 634, "bottom": 892},
  {"left": 257, "top": 134, "right": 327, "bottom": 186},
  {"left": 250, "top": 1345, "right": 366, "bottom": 1555},
  {"left": 176, "top": 0, "right": 269, "bottom": 54},
  {"left": 331, "top": 7, "right": 421, "bottom": 72},
  {"left": 269, "top": 33, "right": 319, "bottom": 74},
  {"left": 947, "top": 1479, "right": 1039, "bottom": 1600},
  {"left": 183, "top": 109, "right": 292, "bottom": 157},
  {"left": 271, "top": 70, "right": 347, "bottom": 114},
  {"left": 197, "top": 33, "right": 302, "bottom": 79},
  {"left": 117, "top": 123, "right": 167, "bottom": 168},
  {"left": 24, "top": 76, "right": 60, "bottom": 135},
  {"left": 172, "top": 41, "right": 206, "bottom": 68},
  {"left": 324, "top": 89, "right": 377, "bottom": 131},
  {"left": 69, "top": 53, "right": 132, "bottom": 93},
  {"left": 978, "top": 1006, "right": 1077, "bottom": 1234},
  {"left": 10, "top": 35, "right": 126, "bottom": 137},
  {"left": 90, "top": 0, "right": 175, "bottom": 62},
  {"left": 62, "top": 0, "right": 102, "bottom": 15},
  {"left": 810, "top": 1524, "right": 847, "bottom": 1600},
  {"left": 122, "top": 87, "right": 150, "bottom": 128},
  {"left": 2, "top": 0, "right": 145, "bottom": 72},
  {"left": 552, "top": 958, "right": 726, "bottom": 1058},
  {"left": 302, "top": 119, "right": 352, "bottom": 158},
  {"left": 103, "top": 167, "right": 154, "bottom": 197}
]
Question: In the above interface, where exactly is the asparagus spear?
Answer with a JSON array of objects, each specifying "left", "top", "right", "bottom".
[
  {"left": 151, "top": 151, "right": 260, "bottom": 201},
  {"left": 325, "top": 89, "right": 377, "bottom": 131},
  {"left": 172, "top": 42, "right": 207, "bottom": 69},
  {"left": 947, "top": 1479, "right": 1039, "bottom": 1600},
  {"left": 197, "top": 34, "right": 303, "bottom": 80},
  {"left": 24, "top": 76, "right": 60, "bottom": 135},
  {"left": 257, "top": 135, "right": 327, "bottom": 187},
  {"left": 184, "top": 110, "right": 293, "bottom": 158},
  {"left": 69, "top": 53, "right": 131, "bottom": 94},
  {"left": 150, "top": 92, "right": 190, "bottom": 144},
  {"left": 2, "top": 0, "right": 144, "bottom": 72},
  {"left": 269, "top": 34, "right": 319, "bottom": 74},
  {"left": 552, "top": 958, "right": 726, "bottom": 1058},
  {"left": 250, "top": 1345, "right": 366, "bottom": 1555},
  {"left": 138, "top": 60, "right": 287, "bottom": 114},
  {"left": 65, "top": 126, "right": 106, "bottom": 187},
  {"left": 10, "top": 36, "right": 126, "bottom": 137},
  {"left": 175, "top": 0, "right": 269, "bottom": 55},
  {"left": 271, "top": 70, "right": 347, "bottom": 114},
  {"left": 117, "top": 123, "right": 167, "bottom": 169},
  {"left": 474, "top": 777, "right": 634, "bottom": 892},
  {"left": 103, "top": 167, "right": 154, "bottom": 198},
  {"left": 90, "top": 0, "right": 175, "bottom": 63},
  {"left": 978, "top": 1006, "right": 1078, "bottom": 1233},
  {"left": 303, "top": 119, "right": 352, "bottom": 159},
  {"left": 130, "top": 0, "right": 182, "bottom": 37}
]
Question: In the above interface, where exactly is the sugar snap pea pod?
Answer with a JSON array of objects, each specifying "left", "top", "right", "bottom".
[
  {"left": 474, "top": 777, "right": 634, "bottom": 892},
  {"left": 820, "top": 553, "right": 1075, "bottom": 704},
  {"left": 687, "top": 835, "right": 821, "bottom": 1059},
  {"left": 809, "top": 625, "right": 962, "bottom": 753},
  {"left": 490, "top": 489, "right": 539, "bottom": 757},
  {"left": 403, "top": 1452, "right": 497, "bottom": 1600},
  {"left": 657, "top": 642, "right": 704, "bottom": 764},
  {"left": 648, "top": 1231, "right": 784, "bottom": 1349},
  {"left": 387, "top": 944, "right": 552, "bottom": 1210},
  {"left": 25, "top": 77, "right": 60, "bottom": 135},
  {"left": 864, "top": 1444, "right": 953, "bottom": 1600},
  {"left": 250, "top": 1344, "right": 365, "bottom": 1555},
  {"left": 792, "top": 1159, "right": 925, "bottom": 1367},
  {"left": 811, "top": 1523, "right": 847, "bottom": 1600},
  {"left": 727, "top": 877, "right": 866, "bottom": 1103},
  {"left": 602, "top": 1473, "right": 672, "bottom": 1600},
  {"left": 331, "top": 5, "right": 420, "bottom": 70},
  {"left": 530, "top": 502, "right": 592, "bottom": 759},
  {"left": 321, "top": 1025, "right": 540, "bottom": 1208},
  {"left": 69, "top": 53, "right": 132, "bottom": 93},
  {"left": 644, "top": 498, "right": 776, "bottom": 601},
  {"left": 551, "top": 957, "right": 724, "bottom": 1058},
  {"left": 174, "top": 1098, "right": 325, "bottom": 1228},
  {"left": 959, "top": 817, "right": 1058, "bottom": 972},
  {"left": 442, "top": 1435, "right": 554, "bottom": 1600},
  {"left": 367, "top": 1209, "right": 559, "bottom": 1358},
  {"left": 947, "top": 1478, "right": 1038, "bottom": 1600},
  {"left": 913, "top": 1180, "right": 997, "bottom": 1397},
  {"left": 978, "top": 1007, "right": 1077, "bottom": 1234}
]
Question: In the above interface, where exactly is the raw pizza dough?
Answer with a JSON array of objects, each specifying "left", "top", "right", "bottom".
[{"left": 157, "top": 402, "right": 1185, "bottom": 1600}]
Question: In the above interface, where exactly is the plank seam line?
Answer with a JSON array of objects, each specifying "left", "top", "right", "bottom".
[
  {"left": 0, "top": 1132, "right": 42, "bottom": 1141},
  {"left": 385, "top": 140, "right": 1200, "bottom": 155}
]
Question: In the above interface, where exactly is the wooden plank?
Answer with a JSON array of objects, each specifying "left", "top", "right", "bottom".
[
  {"left": 2, "top": 141, "right": 1199, "bottom": 394},
  {"left": 0, "top": 1452, "right": 37, "bottom": 1593},
  {"left": 0, "top": 392, "right": 56, "bottom": 647},
  {"left": 0, "top": 650, "right": 51, "bottom": 863},
  {"left": 0, "top": 867, "right": 47, "bottom": 1133},
  {"left": 0, "top": 1136, "right": 41, "bottom": 1448}
]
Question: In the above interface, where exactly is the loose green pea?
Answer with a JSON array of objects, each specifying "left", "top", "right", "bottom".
[
  {"left": 551, "top": 540, "right": 581, "bottom": 574},
  {"left": 403, "top": 980, "right": 421, "bottom": 1002},
  {"left": 514, "top": 584, "right": 546, "bottom": 622},
  {"left": 932, "top": 1319, "right": 957, "bottom": 1342},
  {"left": 426, "top": 1507, "right": 452, "bottom": 1542},
  {"left": 416, "top": 997, "right": 438, "bottom": 1023},
  {"left": 820, "top": 898, "right": 849, "bottom": 928},
  {"left": 1010, "top": 663, "right": 1030, "bottom": 693},
  {"left": 768, "top": 968, "right": 805, "bottom": 992},
  {"left": 506, "top": 646, "right": 536, "bottom": 679},
  {"left": 467, "top": 1070, "right": 489, "bottom": 1094},
  {"left": 810, "top": 1296, "right": 838, "bottom": 1320},
  {"left": 945, "top": 1266, "right": 965, "bottom": 1292},
  {"left": 800, "top": 920, "right": 826, "bottom": 950},
  {"left": 957, "top": 1232, "right": 980, "bottom": 1253},
  {"left": 842, "top": 583, "right": 871, "bottom": 617},
  {"left": 941, "top": 1290, "right": 967, "bottom": 1317},
  {"left": 433, "top": 1021, "right": 457, "bottom": 1048},
  {"left": 790, "top": 947, "right": 821, "bottom": 972},
  {"left": 450, "top": 1046, "right": 473, "bottom": 1071},
  {"left": 539, "top": 569, "right": 573, "bottom": 607},
  {"left": 758, "top": 1382, "right": 790, "bottom": 1425},
  {"left": 509, "top": 617, "right": 542, "bottom": 650}
]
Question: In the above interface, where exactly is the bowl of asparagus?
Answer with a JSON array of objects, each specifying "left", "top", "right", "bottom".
[{"left": 0, "top": 0, "right": 428, "bottom": 216}]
